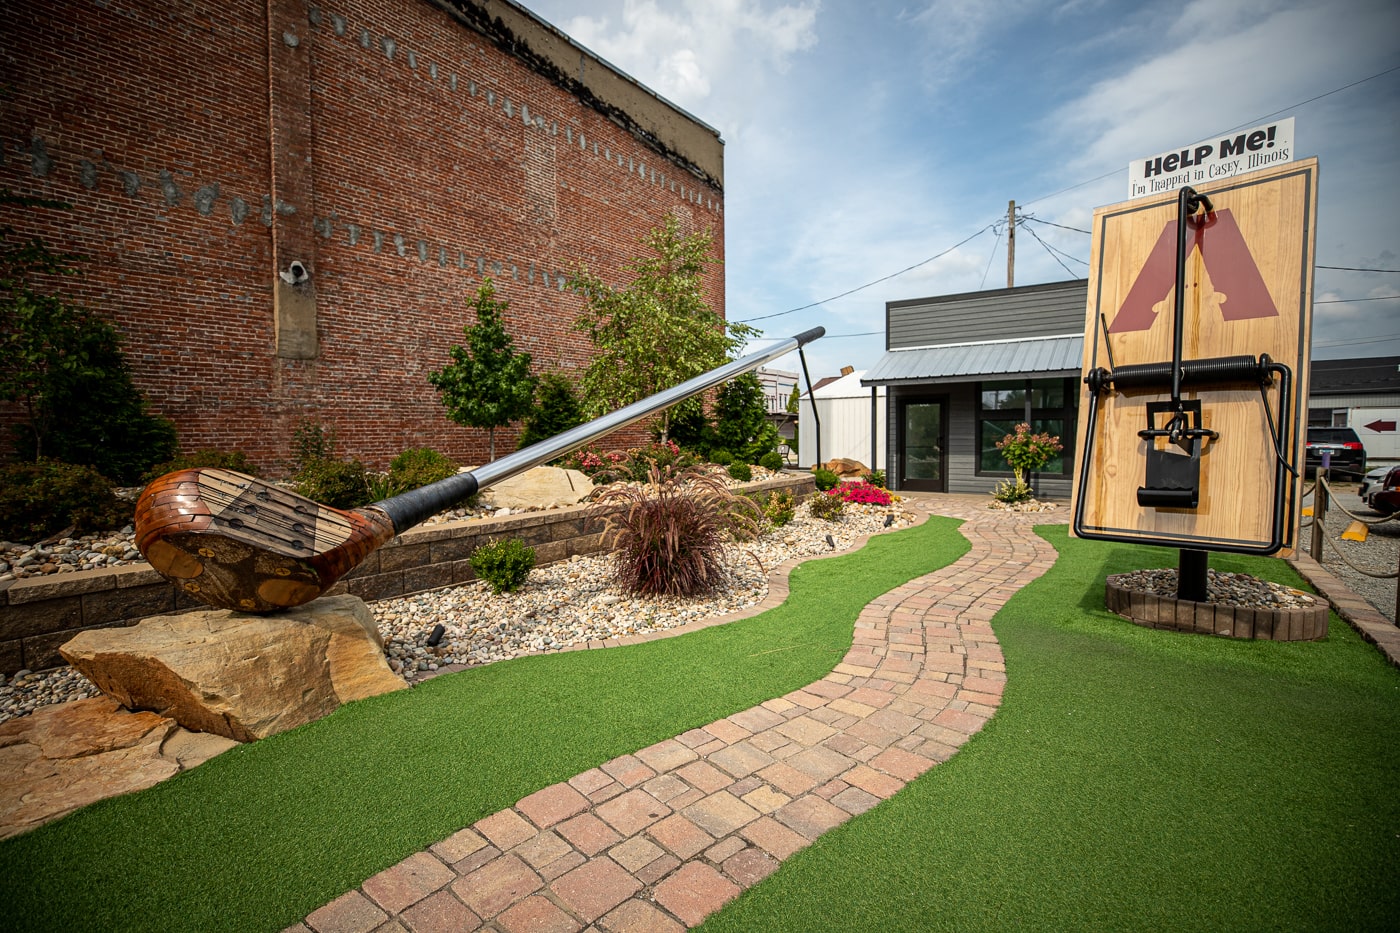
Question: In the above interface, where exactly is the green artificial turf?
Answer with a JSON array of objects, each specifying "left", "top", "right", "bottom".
[
  {"left": 701, "top": 526, "right": 1400, "bottom": 932},
  {"left": 0, "top": 515, "right": 969, "bottom": 933}
]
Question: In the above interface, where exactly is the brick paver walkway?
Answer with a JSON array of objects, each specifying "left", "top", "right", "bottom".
[{"left": 291, "top": 497, "right": 1066, "bottom": 933}]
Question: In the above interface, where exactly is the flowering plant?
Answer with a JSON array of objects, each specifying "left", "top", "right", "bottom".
[
  {"left": 828, "top": 481, "right": 893, "bottom": 506},
  {"left": 993, "top": 423, "right": 1062, "bottom": 500}
]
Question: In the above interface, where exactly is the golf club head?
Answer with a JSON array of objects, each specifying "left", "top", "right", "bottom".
[{"left": 135, "top": 468, "right": 395, "bottom": 612}]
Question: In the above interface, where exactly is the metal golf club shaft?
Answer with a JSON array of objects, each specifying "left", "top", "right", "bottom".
[{"left": 135, "top": 327, "right": 825, "bottom": 612}]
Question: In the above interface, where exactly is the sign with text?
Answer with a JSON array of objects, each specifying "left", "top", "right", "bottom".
[
  {"left": 1127, "top": 117, "right": 1295, "bottom": 200},
  {"left": 1073, "top": 158, "right": 1318, "bottom": 555}
]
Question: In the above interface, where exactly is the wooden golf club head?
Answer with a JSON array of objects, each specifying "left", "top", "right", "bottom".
[{"left": 135, "top": 468, "right": 396, "bottom": 612}]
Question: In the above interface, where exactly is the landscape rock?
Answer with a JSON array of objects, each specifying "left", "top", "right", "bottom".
[
  {"left": 822, "top": 458, "right": 868, "bottom": 478},
  {"left": 479, "top": 466, "right": 595, "bottom": 510},
  {"left": 0, "top": 696, "right": 237, "bottom": 839},
  {"left": 60, "top": 594, "right": 407, "bottom": 742}
]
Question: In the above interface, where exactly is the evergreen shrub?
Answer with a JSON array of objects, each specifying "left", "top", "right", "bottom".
[
  {"left": 470, "top": 538, "right": 536, "bottom": 594},
  {"left": 0, "top": 459, "right": 132, "bottom": 542}
]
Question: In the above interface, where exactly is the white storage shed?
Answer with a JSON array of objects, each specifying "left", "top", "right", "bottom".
[{"left": 798, "top": 371, "right": 887, "bottom": 470}]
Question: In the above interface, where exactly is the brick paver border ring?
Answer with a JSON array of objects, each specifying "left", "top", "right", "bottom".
[{"left": 295, "top": 503, "right": 1065, "bottom": 933}]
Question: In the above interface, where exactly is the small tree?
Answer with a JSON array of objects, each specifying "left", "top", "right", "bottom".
[
  {"left": 787, "top": 383, "right": 800, "bottom": 414},
  {"left": 571, "top": 214, "right": 755, "bottom": 441},
  {"left": 428, "top": 279, "right": 537, "bottom": 461},
  {"left": 517, "top": 371, "right": 585, "bottom": 450},
  {"left": 994, "top": 422, "right": 1063, "bottom": 501},
  {"left": 712, "top": 372, "right": 778, "bottom": 463}
]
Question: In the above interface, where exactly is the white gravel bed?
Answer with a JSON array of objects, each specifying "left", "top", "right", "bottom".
[
  {"left": 377, "top": 503, "right": 913, "bottom": 679},
  {"left": 0, "top": 500, "right": 913, "bottom": 723}
]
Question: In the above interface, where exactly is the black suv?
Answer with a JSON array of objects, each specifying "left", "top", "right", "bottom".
[{"left": 1305, "top": 427, "right": 1367, "bottom": 477}]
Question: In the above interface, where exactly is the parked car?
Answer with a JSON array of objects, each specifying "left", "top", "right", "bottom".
[
  {"left": 1305, "top": 427, "right": 1367, "bottom": 477},
  {"left": 1358, "top": 465, "right": 1390, "bottom": 501},
  {"left": 1361, "top": 465, "right": 1400, "bottom": 515}
]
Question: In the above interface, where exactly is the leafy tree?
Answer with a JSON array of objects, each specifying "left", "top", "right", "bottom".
[
  {"left": 1, "top": 189, "right": 176, "bottom": 481},
  {"left": 712, "top": 372, "right": 779, "bottom": 463},
  {"left": 787, "top": 382, "right": 801, "bottom": 414},
  {"left": 570, "top": 214, "right": 755, "bottom": 441},
  {"left": 428, "top": 278, "right": 537, "bottom": 461},
  {"left": 517, "top": 371, "right": 585, "bottom": 450}
]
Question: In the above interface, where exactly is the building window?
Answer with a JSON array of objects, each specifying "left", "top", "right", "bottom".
[{"left": 976, "top": 377, "right": 1077, "bottom": 476}]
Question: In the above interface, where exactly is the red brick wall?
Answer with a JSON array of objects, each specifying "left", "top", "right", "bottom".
[{"left": 0, "top": 0, "right": 725, "bottom": 473}]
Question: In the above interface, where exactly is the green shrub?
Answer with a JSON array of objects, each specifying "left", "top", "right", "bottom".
[
  {"left": 712, "top": 373, "right": 779, "bottom": 463},
  {"left": 619, "top": 440, "right": 692, "bottom": 483},
  {"left": 595, "top": 462, "right": 760, "bottom": 597},
  {"left": 0, "top": 459, "right": 133, "bottom": 542},
  {"left": 291, "top": 421, "right": 337, "bottom": 472},
  {"left": 292, "top": 458, "right": 371, "bottom": 510},
  {"left": 863, "top": 469, "right": 886, "bottom": 488},
  {"left": 710, "top": 448, "right": 733, "bottom": 466},
  {"left": 142, "top": 449, "right": 258, "bottom": 483},
  {"left": 518, "top": 372, "right": 585, "bottom": 450},
  {"left": 762, "top": 489, "right": 796, "bottom": 527},
  {"left": 812, "top": 467, "right": 839, "bottom": 491},
  {"left": 991, "top": 478, "right": 1036, "bottom": 504},
  {"left": 808, "top": 491, "right": 845, "bottom": 522},
  {"left": 470, "top": 537, "right": 537, "bottom": 594},
  {"left": 727, "top": 461, "right": 752, "bottom": 482},
  {"left": 758, "top": 451, "right": 784, "bottom": 472},
  {"left": 389, "top": 448, "right": 458, "bottom": 491}
]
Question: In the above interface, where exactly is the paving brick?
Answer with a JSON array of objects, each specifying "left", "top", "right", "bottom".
[
  {"left": 703, "top": 835, "right": 748, "bottom": 864},
  {"left": 830, "top": 786, "right": 882, "bottom": 816},
  {"left": 652, "top": 862, "right": 741, "bottom": 927},
  {"left": 430, "top": 828, "right": 489, "bottom": 867},
  {"left": 784, "top": 745, "right": 855, "bottom": 783},
  {"left": 596, "top": 788, "right": 670, "bottom": 836},
  {"left": 870, "top": 746, "right": 935, "bottom": 781},
  {"left": 517, "top": 783, "right": 591, "bottom": 829},
  {"left": 601, "top": 754, "right": 657, "bottom": 788},
  {"left": 452, "top": 854, "right": 542, "bottom": 919},
  {"left": 674, "top": 760, "right": 733, "bottom": 794},
  {"left": 646, "top": 813, "right": 714, "bottom": 860},
  {"left": 599, "top": 899, "right": 685, "bottom": 933},
  {"left": 756, "top": 760, "right": 819, "bottom": 796},
  {"left": 641, "top": 772, "right": 691, "bottom": 803},
  {"left": 362, "top": 852, "right": 456, "bottom": 915},
  {"left": 726, "top": 706, "right": 786, "bottom": 733},
  {"left": 569, "top": 769, "right": 615, "bottom": 797},
  {"left": 635, "top": 852, "right": 682, "bottom": 886},
  {"left": 738, "top": 816, "right": 809, "bottom": 859},
  {"left": 683, "top": 791, "right": 761, "bottom": 837},
  {"left": 306, "top": 891, "right": 387, "bottom": 933},
  {"left": 497, "top": 895, "right": 581, "bottom": 933},
  {"left": 551, "top": 857, "right": 642, "bottom": 922},
  {"left": 773, "top": 715, "right": 839, "bottom": 746},
  {"left": 703, "top": 718, "right": 752, "bottom": 744},
  {"left": 474, "top": 809, "right": 537, "bottom": 851},
  {"left": 516, "top": 830, "right": 575, "bottom": 870},
  {"left": 842, "top": 763, "right": 906, "bottom": 800},
  {"left": 609, "top": 835, "right": 665, "bottom": 873},
  {"left": 722, "top": 847, "right": 780, "bottom": 887},
  {"left": 740, "top": 784, "right": 790, "bottom": 814},
  {"left": 634, "top": 738, "right": 698, "bottom": 773},
  {"left": 557, "top": 813, "right": 623, "bottom": 856},
  {"left": 775, "top": 794, "right": 852, "bottom": 840},
  {"left": 706, "top": 741, "right": 775, "bottom": 779},
  {"left": 399, "top": 891, "right": 482, "bottom": 933}
]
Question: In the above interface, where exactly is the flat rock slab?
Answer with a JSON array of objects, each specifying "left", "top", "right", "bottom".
[
  {"left": 60, "top": 594, "right": 407, "bottom": 743},
  {"left": 479, "top": 466, "right": 594, "bottom": 510},
  {"left": 0, "top": 696, "right": 237, "bottom": 840}
]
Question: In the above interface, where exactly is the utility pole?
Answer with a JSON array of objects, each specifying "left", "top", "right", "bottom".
[{"left": 1007, "top": 199, "right": 1016, "bottom": 288}]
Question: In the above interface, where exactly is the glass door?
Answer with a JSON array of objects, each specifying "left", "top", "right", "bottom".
[{"left": 900, "top": 398, "right": 946, "bottom": 492}]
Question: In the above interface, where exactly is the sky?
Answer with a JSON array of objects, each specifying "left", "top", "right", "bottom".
[{"left": 521, "top": 0, "right": 1400, "bottom": 380}]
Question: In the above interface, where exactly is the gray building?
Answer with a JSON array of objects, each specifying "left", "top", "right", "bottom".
[{"left": 863, "top": 280, "right": 1088, "bottom": 497}]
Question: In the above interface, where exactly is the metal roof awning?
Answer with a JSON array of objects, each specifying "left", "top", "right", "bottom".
[{"left": 861, "top": 334, "right": 1084, "bottom": 386}]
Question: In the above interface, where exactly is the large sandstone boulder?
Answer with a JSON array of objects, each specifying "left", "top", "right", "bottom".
[
  {"left": 822, "top": 458, "right": 868, "bottom": 479},
  {"left": 60, "top": 594, "right": 407, "bottom": 743},
  {"left": 480, "top": 465, "right": 595, "bottom": 510},
  {"left": 0, "top": 696, "right": 237, "bottom": 839}
]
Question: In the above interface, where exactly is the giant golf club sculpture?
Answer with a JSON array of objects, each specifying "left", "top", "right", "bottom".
[{"left": 136, "top": 327, "right": 825, "bottom": 613}]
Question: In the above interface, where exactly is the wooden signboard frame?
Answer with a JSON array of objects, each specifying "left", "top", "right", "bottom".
[{"left": 1071, "top": 158, "right": 1318, "bottom": 556}]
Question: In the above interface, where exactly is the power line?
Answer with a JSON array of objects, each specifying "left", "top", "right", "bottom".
[
  {"left": 1318, "top": 265, "right": 1400, "bottom": 273},
  {"left": 978, "top": 224, "right": 1004, "bottom": 289},
  {"left": 1023, "top": 216, "right": 1091, "bottom": 236},
  {"left": 733, "top": 225, "right": 993, "bottom": 323},
  {"left": 1023, "top": 223, "right": 1079, "bottom": 278},
  {"left": 1315, "top": 295, "right": 1399, "bottom": 304}
]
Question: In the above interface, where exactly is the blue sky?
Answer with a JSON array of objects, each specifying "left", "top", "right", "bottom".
[{"left": 523, "top": 0, "right": 1400, "bottom": 379}]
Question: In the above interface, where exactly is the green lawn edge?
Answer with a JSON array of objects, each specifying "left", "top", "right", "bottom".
[
  {"left": 0, "top": 515, "right": 970, "bottom": 933},
  {"left": 699, "top": 525, "right": 1400, "bottom": 932}
]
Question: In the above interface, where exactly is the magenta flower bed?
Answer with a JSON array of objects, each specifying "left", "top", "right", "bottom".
[{"left": 828, "top": 481, "right": 893, "bottom": 506}]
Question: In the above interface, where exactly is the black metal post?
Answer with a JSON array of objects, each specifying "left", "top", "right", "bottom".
[
  {"left": 1178, "top": 548, "right": 1209, "bottom": 602},
  {"left": 799, "top": 346, "right": 821, "bottom": 469}
]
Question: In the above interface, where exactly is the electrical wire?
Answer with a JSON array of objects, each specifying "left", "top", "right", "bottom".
[
  {"left": 733, "top": 225, "right": 994, "bottom": 323},
  {"left": 1022, "top": 223, "right": 1078, "bottom": 278},
  {"left": 1022, "top": 216, "right": 1091, "bottom": 235},
  {"left": 1318, "top": 265, "right": 1400, "bottom": 273},
  {"left": 1315, "top": 295, "right": 1399, "bottom": 304},
  {"left": 978, "top": 223, "right": 1004, "bottom": 289}
]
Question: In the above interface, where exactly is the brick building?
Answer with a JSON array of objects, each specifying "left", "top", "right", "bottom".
[{"left": 0, "top": 0, "right": 725, "bottom": 471}]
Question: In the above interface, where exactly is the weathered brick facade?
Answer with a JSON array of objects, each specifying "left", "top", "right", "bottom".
[{"left": 0, "top": 0, "right": 725, "bottom": 471}]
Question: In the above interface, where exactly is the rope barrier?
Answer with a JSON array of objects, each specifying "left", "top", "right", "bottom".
[{"left": 1309, "top": 474, "right": 1399, "bottom": 580}]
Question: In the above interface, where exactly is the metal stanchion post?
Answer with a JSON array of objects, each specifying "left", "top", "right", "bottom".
[{"left": 1310, "top": 455, "right": 1329, "bottom": 563}]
